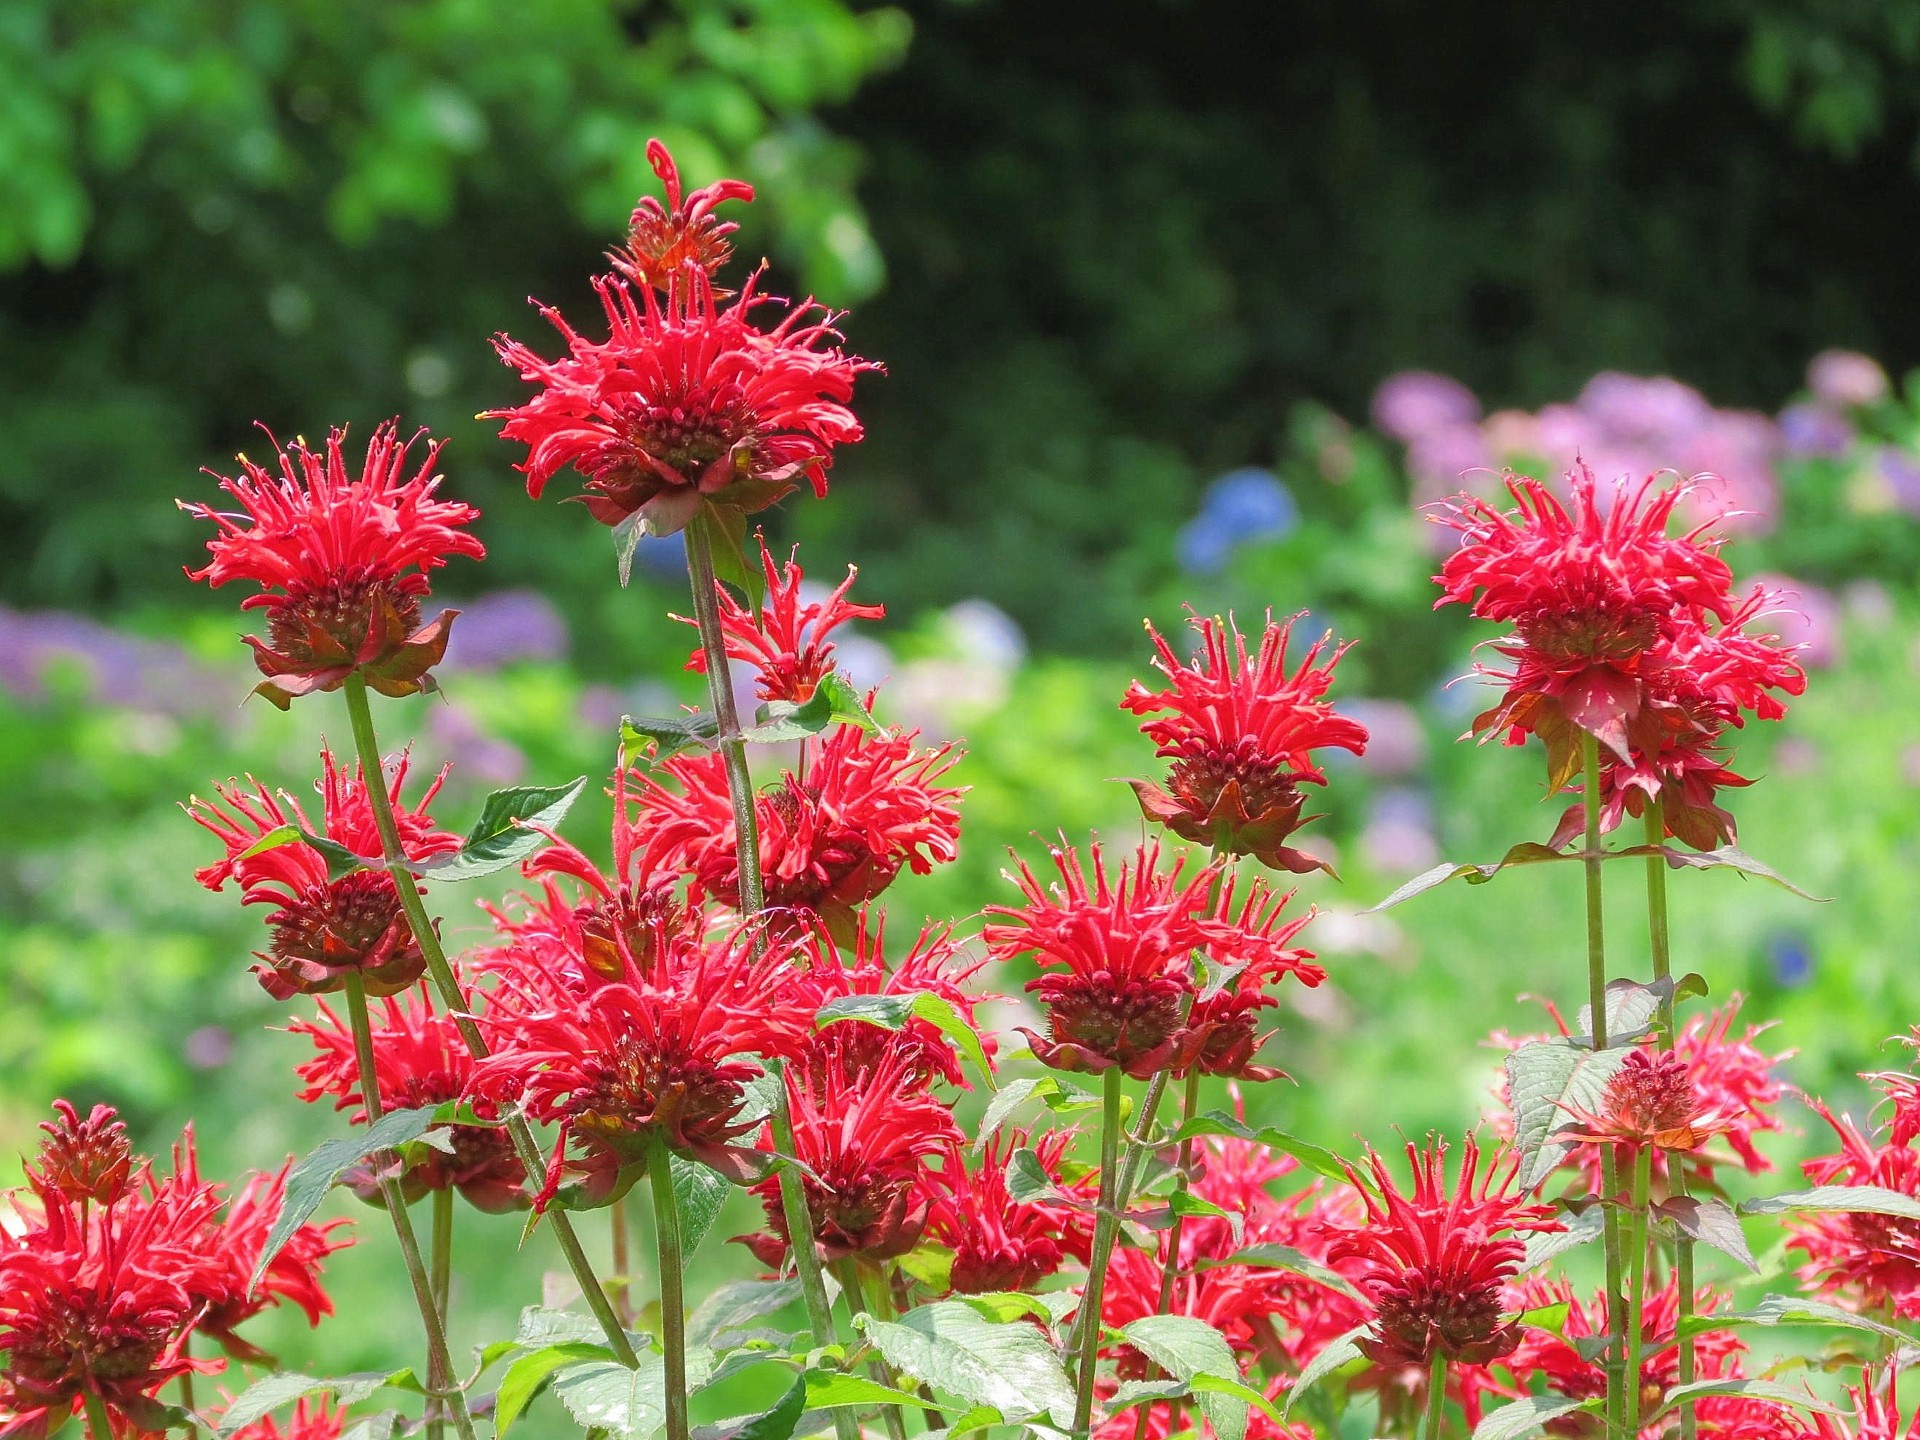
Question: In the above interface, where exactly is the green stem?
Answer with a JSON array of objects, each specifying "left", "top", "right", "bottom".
[
  {"left": 1644, "top": 800, "right": 1696, "bottom": 1440},
  {"left": 343, "top": 973, "right": 477, "bottom": 1440},
  {"left": 1424, "top": 1352, "right": 1448, "bottom": 1440},
  {"left": 1072, "top": 1067, "right": 1127, "bottom": 1440},
  {"left": 836, "top": 1262, "right": 909, "bottom": 1440},
  {"left": 1132, "top": 1071, "right": 1204, "bottom": 1440},
  {"left": 341, "top": 672, "right": 641, "bottom": 1370},
  {"left": 1582, "top": 733, "right": 1627, "bottom": 1440},
  {"left": 429, "top": 1186, "right": 454, "bottom": 1440},
  {"left": 1114, "top": 1070, "right": 1172, "bottom": 1211},
  {"left": 83, "top": 1391, "right": 115, "bottom": 1440},
  {"left": 611, "top": 1194, "right": 634, "bottom": 1327},
  {"left": 1624, "top": 1144, "right": 1652, "bottom": 1440},
  {"left": 682, "top": 523, "right": 854, "bottom": 1440},
  {"left": 648, "top": 1136, "right": 691, "bottom": 1440}
]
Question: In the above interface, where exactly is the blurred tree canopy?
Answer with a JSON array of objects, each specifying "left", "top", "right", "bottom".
[{"left": 7, "top": 0, "right": 1920, "bottom": 653}]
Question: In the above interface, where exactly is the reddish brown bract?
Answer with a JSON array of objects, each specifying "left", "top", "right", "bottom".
[
  {"left": 611, "top": 139, "right": 755, "bottom": 294},
  {"left": 181, "top": 422, "right": 482, "bottom": 708}
]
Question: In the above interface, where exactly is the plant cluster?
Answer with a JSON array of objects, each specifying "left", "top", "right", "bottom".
[{"left": 9, "top": 141, "right": 1920, "bottom": 1440}]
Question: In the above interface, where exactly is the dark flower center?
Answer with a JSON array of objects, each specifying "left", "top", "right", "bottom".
[
  {"left": 623, "top": 391, "right": 753, "bottom": 479},
  {"left": 1374, "top": 1272, "right": 1509, "bottom": 1362},
  {"left": 573, "top": 1043, "right": 749, "bottom": 1157},
  {"left": 1039, "top": 974, "right": 1188, "bottom": 1067},
  {"left": 1167, "top": 753, "right": 1303, "bottom": 827},
  {"left": 1603, "top": 1049, "right": 1697, "bottom": 1137},
  {"left": 269, "top": 569, "right": 420, "bottom": 664},
  {"left": 1515, "top": 605, "right": 1662, "bottom": 666},
  {"left": 9, "top": 1295, "right": 172, "bottom": 1396},
  {"left": 271, "top": 872, "right": 409, "bottom": 970}
]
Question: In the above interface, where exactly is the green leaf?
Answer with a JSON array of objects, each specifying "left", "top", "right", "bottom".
[
  {"left": 1521, "top": 1205, "right": 1605, "bottom": 1273},
  {"left": 235, "top": 821, "right": 374, "bottom": 882},
  {"left": 692, "top": 503, "right": 765, "bottom": 612},
  {"left": 1740, "top": 1185, "right": 1920, "bottom": 1221},
  {"left": 856, "top": 1302, "right": 1075, "bottom": 1425},
  {"left": 1120, "top": 1314, "right": 1253, "bottom": 1440},
  {"left": 1471, "top": 1397, "right": 1603, "bottom": 1440},
  {"left": 1653, "top": 1379, "right": 1842, "bottom": 1421},
  {"left": 417, "top": 776, "right": 587, "bottom": 882},
  {"left": 1193, "top": 1243, "right": 1364, "bottom": 1303},
  {"left": 956, "top": 1291, "right": 1060, "bottom": 1329},
  {"left": 250, "top": 1106, "right": 439, "bottom": 1290},
  {"left": 909, "top": 993, "right": 996, "bottom": 1088},
  {"left": 744, "top": 672, "right": 881, "bottom": 743},
  {"left": 672, "top": 1154, "right": 734, "bottom": 1258},
  {"left": 612, "top": 511, "right": 645, "bottom": 589},
  {"left": 816, "top": 993, "right": 917, "bottom": 1030},
  {"left": 551, "top": 1356, "right": 669, "bottom": 1437},
  {"left": 976, "top": 1077, "right": 1045, "bottom": 1148},
  {"left": 1680, "top": 1294, "right": 1914, "bottom": 1349},
  {"left": 1284, "top": 1325, "right": 1367, "bottom": 1416},
  {"left": 496, "top": 1343, "right": 611, "bottom": 1437},
  {"left": 1173, "top": 1112, "right": 1362, "bottom": 1192},
  {"left": 620, "top": 711, "right": 720, "bottom": 763},
  {"left": 1572, "top": 977, "right": 1673, "bottom": 1044},
  {"left": 215, "top": 1372, "right": 416, "bottom": 1438},
  {"left": 1005, "top": 1148, "right": 1065, "bottom": 1204},
  {"left": 338, "top": 1414, "right": 399, "bottom": 1440},
  {"left": 895, "top": 1241, "right": 955, "bottom": 1292},
  {"left": 1517, "top": 1301, "right": 1571, "bottom": 1336},
  {"left": 1505, "top": 1040, "right": 1634, "bottom": 1189},
  {"left": 1656, "top": 1197, "right": 1757, "bottom": 1273},
  {"left": 733, "top": 1372, "right": 808, "bottom": 1440},
  {"left": 689, "top": 1279, "right": 804, "bottom": 1347},
  {"left": 1363, "top": 842, "right": 1574, "bottom": 912},
  {"left": 515, "top": 1306, "right": 614, "bottom": 1348},
  {"left": 802, "top": 1371, "right": 947, "bottom": 1411},
  {"left": 1656, "top": 845, "right": 1825, "bottom": 901}
]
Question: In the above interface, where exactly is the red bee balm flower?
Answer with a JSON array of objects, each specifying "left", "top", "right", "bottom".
[
  {"left": 26, "top": 1101, "right": 133, "bottom": 1206},
  {"left": 984, "top": 841, "right": 1221, "bottom": 1078},
  {"left": 1787, "top": 1099, "right": 1920, "bottom": 1319},
  {"left": 1434, "top": 466, "right": 1734, "bottom": 761},
  {"left": 742, "top": 1049, "right": 963, "bottom": 1266},
  {"left": 187, "top": 1160, "right": 351, "bottom": 1363},
  {"left": 611, "top": 139, "right": 755, "bottom": 294},
  {"left": 489, "top": 140, "right": 877, "bottom": 535},
  {"left": 181, "top": 422, "right": 483, "bottom": 708},
  {"left": 1323, "top": 1137, "right": 1559, "bottom": 1368},
  {"left": 289, "top": 978, "right": 529, "bottom": 1212},
  {"left": 632, "top": 726, "right": 963, "bottom": 936},
  {"left": 682, "top": 542, "right": 883, "bottom": 703},
  {"left": 1182, "top": 874, "right": 1322, "bottom": 1082},
  {"left": 1121, "top": 613, "right": 1367, "bottom": 875},
  {"left": 921, "top": 1129, "right": 1086, "bottom": 1294},
  {"left": 188, "top": 750, "right": 459, "bottom": 999}
]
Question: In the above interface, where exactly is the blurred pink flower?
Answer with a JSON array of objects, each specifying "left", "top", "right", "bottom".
[
  {"left": 1751, "top": 572, "right": 1842, "bottom": 669},
  {"left": 1808, "top": 349, "right": 1890, "bottom": 410},
  {"left": 1371, "top": 371, "right": 1481, "bottom": 443}
]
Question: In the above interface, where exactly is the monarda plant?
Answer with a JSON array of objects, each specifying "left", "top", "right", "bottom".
[{"left": 4, "top": 140, "right": 1910, "bottom": 1440}]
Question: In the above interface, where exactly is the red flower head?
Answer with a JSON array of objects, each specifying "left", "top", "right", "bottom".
[
  {"left": 741, "top": 1048, "right": 963, "bottom": 1266},
  {"left": 1182, "top": 875, "right": 1322, "bottom": 1082},
  {"left": 488, "top": 268, "right": 877, "bottom": 536},
  {"left": 473, "top": 919, "right": 812, "bottom": 1205},
  {"left": 682, "top": 542, "right": 883, "bottom": 704},
  {"left": 288, "top": 978, "right": 529, "bottom": 1213},
  {"left": 1488, "top": 997, "right": 1789, "bottom": 1197},
  {"left": 1555, "top": 1046, "right": 1740, "bottom": 1158},
  {"left": 791, "top": 911, "right": 993, "bottom": 1088},
  {"left": 1868, "top": 1030, "right": 1920, "bottom": 1149},
  {"left": 1120, "top": 613, "right": 1367, "bottom": 875},
  {"left": 1434, "top": 466, "right": 1735, "bottom": 763},
  {"left": 611, "top": 139, "right": 755, "bottom": 294},
  {"left": 186, "top": 1159, "right": 351, "bottom": 1363},
  {"left": 921, "top": 1129, "right": 1086, "bottom": 1295},
  {"left": 0, "top": 1111, "right": 224, "bottom": 1440},
  {"left": 1697, "top": 1365, "right": 1920, "bottom": 1440},
  {"left": 632, "top": 726, "right": 964, "bottom": 938},
  {"left": 1787, "top": 1100, "right": 1920, "bottom": 1319},
  {"left": 1323, "top": 1136, "right": 1559, "bottom": 1368},
  {"left": 187, "top": 749, "right": 460, "bottom": 999},
  {"left": 983, "top": 841, "right": 1220, "bottom": 1078},
  {"left": 26, "top": 1102, "right": 133, "bottom": 1207},
  {"left": 1502, "top": 1277, "right": 1746, "bottom": 1426},
  {"left": 180, "top": 422, "right": 483, "bottom": 708}
]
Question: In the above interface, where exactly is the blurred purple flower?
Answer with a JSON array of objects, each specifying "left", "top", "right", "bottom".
[
  {"left": 0, "top": 607, "right": 222, "bottom": 716},
  {"left": 1371, "top": 371, "right": 1480, "bottom": 443},
  {"left": 441, "top": 589, "right": 570, "bottom": 670},
  {"left": 426, "top": 703, "right": 527, "bottom": 786},
  {"left": 1177, "top": 468, "right": 1298, "bottom": 574},
  {"left": 1876, "top": 448, "right": 1920, "bottom": 516},
  {"left": 1359, "top": 787, "right": 1438, "bottom": 874},
  {"left": 1808, "top": 349, "right": 1889, "bottom": 409},
  {"left": 1751, "top": 571, "right": 1842, "bottom": 669},
  {"left": 1778, "top": 403, "right": 1854, "bottom": 457},
  {"left": 1339, "top": 698, "right": 1427, "bottom": 778},
  {"left": 1577, "top": 372, "right": 1711, "bottom": 444},
  {"left": 1405, "top": 423, "right": 1495, "bottom": 490}
]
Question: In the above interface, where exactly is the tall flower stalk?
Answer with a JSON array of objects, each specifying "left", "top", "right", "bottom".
[
  {"left": 1073, "top": 1067, "right": 1127, "bottom": 1439},
  {"left": 1645, "top": 799, "right": 1698, "bottom": 1440},
  {"left": 1581, "top": 734, "right": 1629, "bottom": 1439}
]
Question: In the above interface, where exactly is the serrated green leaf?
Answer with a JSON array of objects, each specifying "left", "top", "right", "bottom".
[
  {"left": 215, "top": 1371, "right": 414, "bottom": 1438},
  {"left": 1506, "top": 1041, "right": 1633, "bottom": 1189},
  {"left": 1572, "top": 977, "right": 1673, "bottom": 1044},
  {"left": 1680, "top": 1294, "right": 1914, "bottom": 1349},
  {"left": 672, "top": 1154, "right": 734, "bottom": 1258},
  {"left": 1363, "top": 842, "right": 1574, "bottom": 912},
  {"left": 1120, "top": 1314, "right": 1252, "bottom": 1440},
  {"left": 619, "top": 711, "right": 720, "bottom": 763},
  {"left": 745, "top": 672, "right": 880, "bottom": 743},
  {"left": 1657, "top": 1197, "right": 1757, "bottom": 1273},
  {"left": 857, "top": 1302, "right": 1075, "bottom": 1425},
  {"left": 338, "top": 1413, "right": 399, "bottom": 1440},
  {"left": 975, "top": 1077, "right": 1046, "bottom": 1149},
  {"left": 956, "top": 1291, "right": 1058, "bottom": 1329},
  {"left": 1471, "top": 1396, "right": 1603, "bottom": 1440},
  {"left": 692, "top": 503, "right": 764, "bottom": 612},
  {"left": 689, "top": 1279, "right": 804, "bottom": 1347},
  {"left": 816, "top": 993, "right": 917, "bottom": 1030},
  {"left": 1521, "top": 1205, "right": 1604, "bottom": 1273},
  {"left": 1193, "top": 1243, "right": 1363, "bottom": 1302},
  {"left": 496, "top": 1343, "right": 611, "bottom": 1437},
  {"left": 250, "top": 1106, "right": 439, "bottom": 1290},
  {"left": 515, "top": 1306, "right": 614, "bottom": 1348},
  {"left": 417, "top": 776, "right": 586, "bottom": 882},
  {"left": 1653, "top": 1379, "right": 1842, "bottom": 1421},
  {"left": 910, "top": 993, "right": 996, "bottom": 1088},
  {"left": 895, "top": 1241, "right": 955, "bottom": 1292},
  {"left": 802, "top": 1371, "right": 946, "bottom": 1411},
  {"left": 552, "top": 1356, "right": 669, "bottom": 1437},
  {"left": 1005, "top": 1147, "right": 1064, "bottom": 1205},
  {"left": 1740, "top": 1185, "right": 1920, "bottom": 1220},
  {"left": 733, "top": 1372, "right": 808, "bottom": 1440},
  {"left": 1284, "top": 1325, "right": 1367, "bottom": 1416}
]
